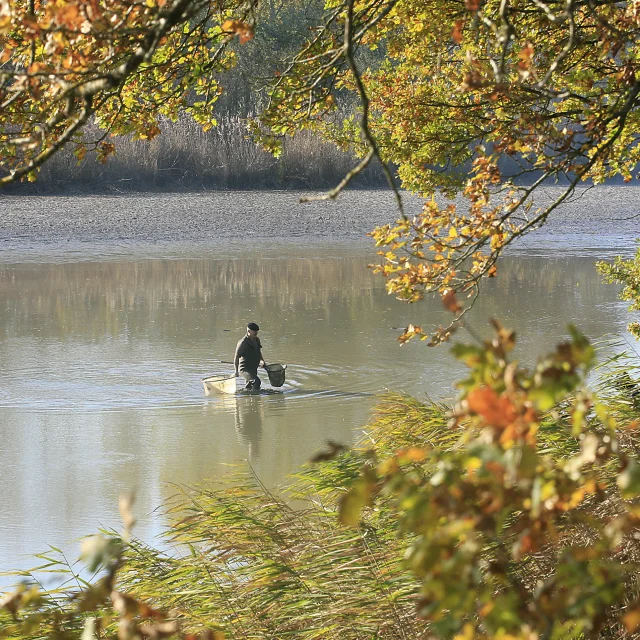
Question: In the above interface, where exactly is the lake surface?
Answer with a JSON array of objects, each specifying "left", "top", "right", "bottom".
[{"left": 0, "top": 188, "right": 638, "bottom": 585}]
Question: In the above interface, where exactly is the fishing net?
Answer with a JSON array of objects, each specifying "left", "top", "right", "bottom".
[{"left": 265, "top": 363, "right": 287, "bottom": 387}]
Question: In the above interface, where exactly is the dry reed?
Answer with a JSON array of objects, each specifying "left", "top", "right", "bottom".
[{"left": 12, "top": 115, "right": 387, "bottom": 193}]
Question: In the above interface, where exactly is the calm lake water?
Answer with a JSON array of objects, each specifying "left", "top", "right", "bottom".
[{"left": 0, "top": 188, "right": 638, "bottom": 585}]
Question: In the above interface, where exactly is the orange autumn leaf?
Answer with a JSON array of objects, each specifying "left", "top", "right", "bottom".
[
  {"left": 55, "top": 3, "right": 82, "bottom": 29},
  {"left": 467, "top": 387, "right": 517, "bottom": 428},
  {"left": 518, "top": 43, "right": 535, "bottom": 66},
  {"left": 452, "top": 19, "right": 464, "bottom": 44},
  {"left": 398, "top": 447, "right": 428, "bottom": 462},
  {"left": 442, "top": 289, "right": 462, "bottom": 313},
  {"left": 623, "top": 607, "right": 640, "bottom": 633},
  {"left": 222, "top": 19, "right": 254, "bottom": 44}
]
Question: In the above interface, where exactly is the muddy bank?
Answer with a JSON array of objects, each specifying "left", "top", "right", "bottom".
[
  {"left": 0, "top": 190, "right": 415, "bottom": 244},
  {"left": 0, "top": 187, "right": 637, "bottom": 260}
]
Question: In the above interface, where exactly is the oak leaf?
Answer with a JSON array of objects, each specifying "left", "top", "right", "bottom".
[
  {"left": 452, "top": 20, "right": 464, "bottom": 44},
  {"left": 467, "top": 387, "right": 517, "bottom": 428}
]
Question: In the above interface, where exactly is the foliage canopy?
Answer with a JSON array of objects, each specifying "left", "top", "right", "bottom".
[
  {"left": 2, "top": 2, "right": 640, "bottom": 638},
  {"left": 2, "top": 0, "right": 640, "bottom": 339}
]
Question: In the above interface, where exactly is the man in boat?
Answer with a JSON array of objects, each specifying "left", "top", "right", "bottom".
[{"left": 234, "top": 322, "right": 266, "bottom": 390}]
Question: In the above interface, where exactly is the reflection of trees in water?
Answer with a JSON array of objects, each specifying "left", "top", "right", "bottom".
[
  {"left": 0, "top": 258, "right": 377, "bottom": 306},
  {"left": 494, "top": 256, "right": 601, "bottom": 295},
  {"left": 0, "top": 255, "right": 619, "bottom": 344},
  {"left": 476, "top": 256, "right": 616, "bottom": 332},
  {"left": 0, "top": 258, "right": 378, "bottom": 340},
  {"left": 461, "top": 255, "right": 628, "bottom": 370}
]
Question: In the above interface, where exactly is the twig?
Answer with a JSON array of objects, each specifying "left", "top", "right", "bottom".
[{"left": 301, "top": 0, "right": 404, "bottom": 218}]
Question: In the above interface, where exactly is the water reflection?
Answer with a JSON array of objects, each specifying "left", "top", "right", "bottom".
[
  {"left": 235, "top": 394, "right": 264, "bottom": 459},
  {"left": 204, "top": 391, "right": 283, "bottom": 462},
  {"left": 0, "top": 251, "right": 634, "bottom": 580},
  {"left": 231, "top": 392, "right": 286, "bottom": 460}
]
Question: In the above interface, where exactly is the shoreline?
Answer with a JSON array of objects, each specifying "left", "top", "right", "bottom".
[{"left": 0, "top": 181, "right": 392, "bottom": 199}]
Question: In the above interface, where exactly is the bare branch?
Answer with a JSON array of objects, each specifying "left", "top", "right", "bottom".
[{"left": 302, "top": 0, "right": 404, "bottom": 216}]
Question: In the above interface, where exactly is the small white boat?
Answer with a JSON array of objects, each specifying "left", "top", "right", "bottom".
[
  {"left": 202, "top": 374, "right": 238, "bottom": 395},
  {"left": 202, "top": 364, "right": 287, "bottom": 396}
]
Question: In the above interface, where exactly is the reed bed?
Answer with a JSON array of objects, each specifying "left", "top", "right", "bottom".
[
  {"left": 120, "top": 477, "right": 423, "bottom": 638},
  {"left": 14, "top": 115, "right": 386, "bottom": 193}
]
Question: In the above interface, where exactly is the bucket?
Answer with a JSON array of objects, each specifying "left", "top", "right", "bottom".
[{"left": 265, "top": 363, "right": 287, "bottom": 387}]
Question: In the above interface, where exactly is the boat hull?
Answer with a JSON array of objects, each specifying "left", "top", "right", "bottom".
[{"left": 202, "top": 374, "right": 238, "bottom": 395}]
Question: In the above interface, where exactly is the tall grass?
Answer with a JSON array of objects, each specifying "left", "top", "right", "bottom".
[
  {"left": 111, "top": 395, "right": 447, "bottom": 638},
  {"left": 11, "top": 115, "right": 387, "bottom": 194},
  {"left": 119, "top": 475, "right": 423, "bottom": 638}
]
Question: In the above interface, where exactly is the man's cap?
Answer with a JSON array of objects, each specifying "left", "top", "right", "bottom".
[{"left": 247, "top": 322, "right": 260, "bottom": 331}]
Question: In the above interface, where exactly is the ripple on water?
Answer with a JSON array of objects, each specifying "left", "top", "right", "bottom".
[{"left": 0, "top": 360, "right": 378, "bottom": 413}]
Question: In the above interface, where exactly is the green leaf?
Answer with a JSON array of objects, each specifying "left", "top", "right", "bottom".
[
  {"left": 617, "top": 459, "right": 640, "bottom": 499},
  {"left": 338, "top": 470, "right": 377, "bottom": 526}
]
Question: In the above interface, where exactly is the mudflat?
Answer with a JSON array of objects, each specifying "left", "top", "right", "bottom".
[
  {"left": 0, "top": 187, "right": 637, "bottom": 253},
  {"left": 0, "top": 190, "right": 418, "bottom": 244}
]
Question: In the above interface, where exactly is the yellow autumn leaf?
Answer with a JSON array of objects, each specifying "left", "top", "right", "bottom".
[
  {"left": 0, "top": 14, "right": 12, "bottom": 35},
  {"left": 453, "top": 623, "right": 475, "bottom": 640}
]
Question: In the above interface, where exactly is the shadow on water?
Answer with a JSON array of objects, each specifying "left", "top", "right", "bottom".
[
  {"left": 202, "top": 383, "right": 372, "bottom": 466},
  {"left": 237, "top": 388, "right": 285, "bottom": 396},
  {"left": 233, "top": 393, "right": 282, "bottom": 460},
  {"left": 204, "top": 391, "right": 287, "bottom": 462}
]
